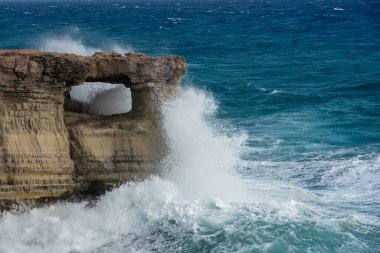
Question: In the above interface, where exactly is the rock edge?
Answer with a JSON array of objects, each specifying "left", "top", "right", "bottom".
[{"left": 0, "top": 50, "right": 186, "bottom": 209}]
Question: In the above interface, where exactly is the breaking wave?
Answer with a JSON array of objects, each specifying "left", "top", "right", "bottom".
[
  {"left": 0, "top": 35, "right": 377, "bottom": 253},
  {"left": 0, "top": 87, "right": 376, "bottom": 252}
]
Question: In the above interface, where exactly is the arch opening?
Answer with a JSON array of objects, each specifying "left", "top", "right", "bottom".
[{"left": 65, "top": 82, "right": 132, "bottom": 116}]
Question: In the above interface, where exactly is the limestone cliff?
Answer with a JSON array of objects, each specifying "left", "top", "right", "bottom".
[{"left": 0, "top": 50, "right": 186, "bottom": 208}]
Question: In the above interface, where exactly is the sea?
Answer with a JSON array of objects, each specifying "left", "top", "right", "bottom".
[{"left": 0, "top": 0, "right": 379, "bottom": 252}]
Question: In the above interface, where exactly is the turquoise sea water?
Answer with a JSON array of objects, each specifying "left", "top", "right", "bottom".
[{"left": 0, "top": 0, "right": 379, "bottom": 252}]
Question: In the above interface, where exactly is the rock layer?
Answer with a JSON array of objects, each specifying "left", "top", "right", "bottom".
[{"left": 0, "top": 50, "right": 186, "bottom": 207}]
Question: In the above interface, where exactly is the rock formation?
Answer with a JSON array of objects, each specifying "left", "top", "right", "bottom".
[{"left": 0, "top": 50, "right": 186, "bottom": 209}]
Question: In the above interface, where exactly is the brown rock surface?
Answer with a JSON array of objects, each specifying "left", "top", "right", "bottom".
[{"left": 0, "top": 50, "right": 186, "bottom": 208}]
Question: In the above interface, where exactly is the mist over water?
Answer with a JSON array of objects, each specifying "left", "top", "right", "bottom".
[{"left": 0, "top": 0, "right": 379, "bottom": 252}]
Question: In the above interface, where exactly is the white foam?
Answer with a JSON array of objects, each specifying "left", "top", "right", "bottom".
[
  {"left": 0, "top": 178, "right": 188, "bottom": 253},
  {"left": 161, "top": 88, "right": 250, "bottom": 202},
  {"left": 0, "top": 87, "right": 375, "bottom": 252},
  {"left": 270, "top": 89, "right": 282, "bottom": 94},
  {"left": 4, "top": 33, "right": 375, "bottom": 251},
  {"left": 320, "top": 153, "right": 380, "bottom": 204}
]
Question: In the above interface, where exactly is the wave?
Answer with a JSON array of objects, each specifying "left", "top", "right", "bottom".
[
  {"left": 0, "top": 37, "right": 377, "bottom": 252},
  {"left": 0, "top": 87, "right": 376, "bottom": 252},
  {"left": 244, "top": 150, "right": 380, "bottom": 209},
  {"left": 161, "top": 87, "right": 249, "bottom": 202}
]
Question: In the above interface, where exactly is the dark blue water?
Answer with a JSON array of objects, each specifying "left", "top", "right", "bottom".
[{"left": 0, "top": 0, "right": 379, "bottom": 252}]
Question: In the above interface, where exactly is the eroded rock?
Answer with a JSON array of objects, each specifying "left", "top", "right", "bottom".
[{"left": 0, "top": 50, "right": 186, "bottom": 208}]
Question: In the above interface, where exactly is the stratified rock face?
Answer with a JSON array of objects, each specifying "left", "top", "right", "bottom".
[{"left": 0, "top": 50, "right": 186, "bottom": 207}]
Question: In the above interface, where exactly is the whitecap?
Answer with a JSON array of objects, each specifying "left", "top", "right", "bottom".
[
  {"left": 270, "top": 89, "right": 282, "bottom": 94},
  {"left": 0, "top": 87, "right": 375, "bottom": 252}
]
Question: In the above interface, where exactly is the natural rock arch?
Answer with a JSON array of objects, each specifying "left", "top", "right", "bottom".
[{"left": 0, "top": 50, "right": 186, "bottom": 208}]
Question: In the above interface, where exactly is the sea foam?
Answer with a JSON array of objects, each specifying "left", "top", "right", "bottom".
[
  {"left": 0, "top": 37, "right": 375, "bottom": 253},
  {"left": 0, "top": 87, "right": 372, "bottom": 253}
]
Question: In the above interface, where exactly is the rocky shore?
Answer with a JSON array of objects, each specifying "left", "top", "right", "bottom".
[{"left": 0, "top": 50, "right": 186, "bottom": 209}]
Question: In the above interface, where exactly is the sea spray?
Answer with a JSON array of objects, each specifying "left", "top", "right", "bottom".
[
  {"left": 0, "top": 0, "right": 379, "bottom": 250},
  {"left": 39, "top": 33, "right": 133, "bottom": 56},
  {"left": 40, "top": 36, "right": 100, "bottom": 56},
  {"left": 161, "top": 87, "right": 250, "bottom": 202},
  {"left": 39, "top": 34, "right": 133, "bottom": 115},
  {"left": 0, "top": 87, "right": 374, "bottom": 253}
]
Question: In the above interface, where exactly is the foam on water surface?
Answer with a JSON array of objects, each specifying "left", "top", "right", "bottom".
[
  {"left": 0, "top": 1, "right": 379, "bottom": 251},
  {"left": 0, "top": 87, "right": 376, "bottom": 252}
]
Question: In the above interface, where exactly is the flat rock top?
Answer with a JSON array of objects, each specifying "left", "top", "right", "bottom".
[{"left": 0, "top": 50, "right": 186, "bottom": 86}]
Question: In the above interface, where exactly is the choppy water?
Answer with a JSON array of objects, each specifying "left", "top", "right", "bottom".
[{"left": 0, "top": 0, "right": 379, "bottom": 252}]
